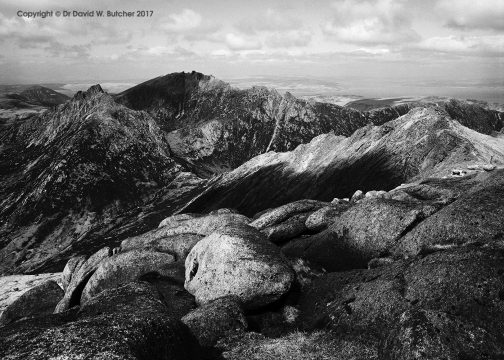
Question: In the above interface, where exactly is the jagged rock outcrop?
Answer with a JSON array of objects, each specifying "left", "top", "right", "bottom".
[
  {"left": 0, "top": 85, "right": 202, "bottom": 274},
  {"left": 182, "top": 107, "right": 504, "bottom": 216}
]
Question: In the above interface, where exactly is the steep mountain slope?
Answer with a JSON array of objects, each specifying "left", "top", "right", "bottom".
[
  {"left": 116, "top": 72, "right": 414, "bottom": 176},
  {"left": 182, "top": 106, "right": 504, "bottom": 216},
  {"left": 0, "top": 85, "right": 203, "bottom": 274}
]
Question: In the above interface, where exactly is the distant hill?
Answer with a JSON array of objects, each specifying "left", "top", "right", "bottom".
[{"left": 5, "top": 85, "right": 69, "bottom": 107}]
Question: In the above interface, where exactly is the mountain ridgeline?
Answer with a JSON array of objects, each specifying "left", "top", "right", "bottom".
[{"left": 0, "top": 71, "right": 503, "bottom": 274}]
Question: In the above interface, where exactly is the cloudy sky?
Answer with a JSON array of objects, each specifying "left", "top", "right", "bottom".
[{"left": 0, "top": 0, "right": 503, "bottom": 85}]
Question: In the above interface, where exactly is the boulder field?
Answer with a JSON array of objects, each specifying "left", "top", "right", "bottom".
[{"left": 1, "top": 166, "right": 503, "bottom": 359}]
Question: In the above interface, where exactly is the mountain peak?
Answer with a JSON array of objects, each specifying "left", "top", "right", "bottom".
[{"left": 72, "top": 84, "right": 105, "bottom": 101}]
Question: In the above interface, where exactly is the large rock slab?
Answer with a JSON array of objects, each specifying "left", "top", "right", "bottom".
[
  {"left": 298, "top": 262, "right": 409, "bottom": 334},
  {"left": 283, "top": 198, "right": 438, "bottom": 271},
  {"left": 250, "top": 199, "right": 329, "bottom": 230},
  {"left": 185, "top": 224, "right": 295, "bottom": 309},
  {"left": 395, "top": 170, "right": 504, "bottom": 256},
  {"left": 305, "top": 204, "right": 350, "bottom": 231},
  {"left": 262, "top": 213, "right": 311, "bottom": 244},
  {"left": 380, "top": 309, "right": 504, "bottom": 360},
  {"left": 80, "top": 249, "right": 177, "bottom": 305},
  {"left": 61, "top": 255, "right": 86, "bottom": 291},
  {"left": 121, "top": 233, "right": 203, "bottom": 262},
  {"left": 0, "top": 281, "right": 202, "bottom": 359},
  {"left": 0, "top": 280, "right": 63, "bottom": 326},
  {"left": 55, "top": 247, "right": 111, "bottom": 313},
  {"left": 121, "top": 213, "right": 251, "bottom": 256},
  {"left": 182, "top": 295, "right": 247, "bottom": 347}
]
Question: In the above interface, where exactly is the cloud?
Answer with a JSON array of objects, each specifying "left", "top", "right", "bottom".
[
  {"left": 236, "top": 8, "right": 302, "bottom": 34},
  {"left": 323, "top": 0, "right": 419, "bottom": 45},
  {"left": 415, "top": 35, "right": 504, "bottom": 57},
  {"left": 225, "top": 33, "right": 262, "bottom": 50},
  {"left": 265, "top": 30, "right": 312, "bottom": 48},
  {"left": 161, "top": 8, "right": 202, "bottom": 33},
  {"left": 437, "top": 0, "right": 504, "bottom": 31}
]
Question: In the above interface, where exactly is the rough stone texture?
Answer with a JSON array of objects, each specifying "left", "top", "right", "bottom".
[
  {"left": 218, "top": 330, "right": 378, "bottom": 360},
  {"left": 305, "top": 204, "right": 350, "bottom": 231},
  {"left": 122, "top": 213, "right": 251, "bottom": 252},
  {"left": 0, "top": 273, "right": 62, "bottom": 319},
  {"left": 0, "top": 282, "right": 202, "bottom": 360},
  {"left": 298, "top": 246, "right": 504, "bottom": 356},
  {"left": 80, "top": 249, "right": 177, "bottom": 305},
  {"left": 350, "top": 190, "right": 364, "bottom": 203},
  {"left": 0, "top": 280, "right": 63, "bottom": 326},
  {"left": 61, "top": 255, "right": 86, "bottom": 291},
  {"left": 298, "top": 262, "right": 409, "bottom": 334},
  {"left": 182, "top": 295, "right": 247, "bottom": 347},
  {"left": 158, "top": 213, "right": 202, "bottom": 228},
  {"left": 403, "top": 246, "right": 504, "bottom": 332},
  {"left": 55, "top": 246, "right": 111, "bottom": 313},
  {"left": 145, "top": 272, "right": 196, "bottom": 319},
  {"left": 185, "top": 223, "right": 295, "bottom": 309},
  {"left": 121, "top": 233, "right": 204, "bottom": 261},
  {"left": 380, "top": 309, "right": 504, "bottom": 360},
  {"left": 250, "top": 199, "right": 329, "bottom": 230},
  {"left": 262, "top": 213, "right": 311, "bottom": 244},
  {"left": 395, "top": 170, "right": 504, "bottom": 257},
  {"left": 283, "top": 199, "right": 438, "bottom": 271}
]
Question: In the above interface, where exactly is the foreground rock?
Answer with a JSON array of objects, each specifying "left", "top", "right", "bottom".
[
  {"left": 182, "top": 295, "right": 247, "bottom": 347},
  {"left": 80, "top": 249, "right": 178, "bottom": 305},
  {"left": 380, "top": 309, "right": 504, "bottom": 360},
  {"left": 185, "top": 224, "right": 295, "bottom": 309},
  {"left": 283, "top": 198, "right": 437, "bottom": 271},
  {"left": 55, "top": 247, "right": 111, "bottom": 313},
  {"left": 121, "top": 213, "right": 250, "bottom": 261},
  {"left": 250, "top": 200, "right": 329, "bottom": 230},
  {"left": 0, "top": 280, "right": 63, "bottom": 326},
  {"left": 0, "top": 282, "right": 202, "bottom": 359},
  {"left": 395, "top": 169, "right": 504, "bottom": 257},
  {"left": 0, "top": 273, "right": 61, "bottom": 319},
  {"left": 298, "top": 246, "right": 504, "bottom": 356}
]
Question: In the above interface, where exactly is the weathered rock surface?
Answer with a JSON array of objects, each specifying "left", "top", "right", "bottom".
[
  {"left": 0, "top": 281, "right": 202, "bottom": 359},
  {"left": 121, "top": 233, "right": 204, "bottom": 261},
  {"left": 283, "top": 198, "right": 438, "bottom": 270},
  {"left": 262, "top": 213, "right": 311, "bottom": 244},
  {"left": 0, "top": 273, "right": 61, "bottom": 319},
  {"left": 80, "top": 249, "right": 177, "bottom": 305},
  {"left": 61, "top": 255, "right": 86, "bottom": 291},
  {"left": 55, "top": 246, "right": 111, "bottom": 313},
  {"left": 182, "top": 295, "right": 247, "bottom": 347},
  {"left": 250, "top": 200, "right": 329, "bottom": 230},
  {"left": 380, "top": 309, "right": 504, "bottom": 360},
  {"left": 395, "top": 169, "right": 504, "bottom": 257},
  {"left": 121, "top": 213, "right": 250, "bottom": 261},
  {"left": 298, "top": 246, "right": 504, "bottom": 355},
  {"left": 0, "top": 280, "right": 63, "bottom": 326},
  {"left": 304, "top": 203, "right": 351, "bottom": 231},
  {"left": 185, "top": 224, "right": 295, "bottom": 309}
]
